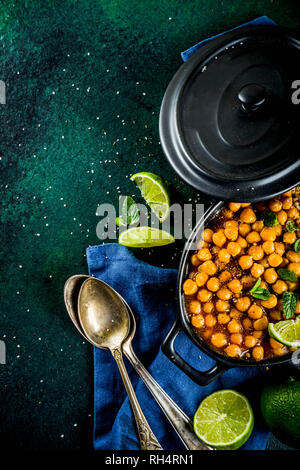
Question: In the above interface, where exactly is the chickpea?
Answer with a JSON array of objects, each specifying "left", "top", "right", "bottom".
[
  {"left": 239, "top": 223, "right": 251, "bottom": 237},
  {"left": 227, "top": 242, "right": 241, "bottom": 257},
  {"left": 211, "top": 332, "right": 227, "bottom": 348},
  {"left": 240, "top": 207, "right": 256, "bottom": 224},
  {"left": 273, "top": 347, "right": 286, "bottom": 356},
  {"left": 283, "top": 232, "right": 297, "bottom": 244},
  {"left": 264, "top": 268, "right": 278, "bottom": 284},
  {"left": 261, "top": 294, "right": 277, "bottom": 309},
  {"left": 206, "top": 277, "right": 220, "bottom": 292},
  {"left": 217, "top": 287, "right": 232, "bottom": 300},
  {"left": 237, "top": 236, "right": 248, "bottom": 249},
  {"left": 261, "top": 227, "right": 276, "bottom": 241},
  {"left": 241, "top": 274, "right": 256, "bottom": 289},
  {"left": 252, "top": 220, "right": 264, "bottom": 232},
  {"left": 274, "top": 224, "right": 282, "bottom": 237},
  {"left": 253, "top": 330, "right": 263, "bottom": 339},
  {"left": 224, "top": 227, "right": 238, "bottom": 241},
  {"left": 202, "top": 228, "right": 213, "bottom": 242},
  {"left": 246, "top": 231, "right": 261, "bottom": 244},
  {"left": 191, "top": 314, "right": 205, "bottom": 328},
  {"left": 272, "top": 280, "right": 288, "bottom": 295},
  {"left": 268, "top": 253, "right": 283, "bottom": 267},
  {"left": 225, "top": 344, "right": 241, "bottom": 357},
  {"left": 239, "top": 255, "right": 253, "bottom": 270},
  {"left": 270, "top": 310, "right": 282, "bottom": 321},
  {"left": 231, "top": 333, "right": 243, "bottom": 345},
  {"left": 269, "top": 338, "right": 284, "bottom": 350},
  {"left": 189, "top": 300, "right": 201, "bottom": 314},
  {"left": 228, "top": 202, "right": 241, "bottom": 212},
  {"left": 201, "top": 260, "right": 217, "bottom": 276},
  {"left": 248, "top": 304, "right": 263, "bottom": 319},
  {"left": 191, "top": 254, "right": 201, "bottom": 266},
  {"left": 219, "top": 270, "right": 232, "bottom": 283},
  {"left": 235, "top": 296, "right": 251, "bottom": 312},
  {"left": 283, "top": 190, "right": 293, "bottom": 196},
  {"left": 252, "top": 346, "right": 264, "bottom": 361},
  {"left": 286, "top": 250, "right": 300, "bottom": 263},
  {"left": 259, "top": 258, "right": 270, "bottom": 269},
  {"left": 197, "top": 288, "right": 213, "bottom": 303},
  {"left": 230, "top": 308, "right": 242, "bottom": 319},
  {"left": 296, "top": 300, "right": 300, "bottom": 314},
  {"left": 205, "top": 314, "right": 216, "bottom": 328},
  {"left": 287, "top": 281, "right": 299, "bottom": 291},
  {"left": 282, "top": 197, "right": 293, "bottom": 210},
  {"left": 212, "top": 230, "right": 227, "bottom": 247},
  {"left": 244, "top": 335, "right": 257, "bottom": 348},
  {"left": 248, "top": 245, "right": 264, "bottom": 260},
  {"left": 262, "top": 241, "right": 275, "bottom": 255},
  {"left": 183, "top": 279, "right": 198, "bottom": 295},
  {"left": 203, "top": 301, "right": 214, "bottom": 314},
  {"left": 243, "top": 317, "right": 253, "bottom": 330},
  {"left": 251, "top": 263, "right": 264, "bottom": 278},
  {"left": 277, "top": 210, "right": 287, "bottom": 225},
  {"left": 274, "top": 242, "right": 285, "bottom": 256},
  {"left": 216, "top": 299, "right": 230, "bottom": 312},
  {"left": 269, "top": 199, "right": 282, "bottom": 212},
  {"left": 288, "top": 262, "right": 300, "bottom": 276},
  {"left": 225, "top": 220, "right": 239, "bottom": 229},
  {"left": 197, "top": 239, "right": 209, "bottom": 250},
  {"left": 217, "top": 249, "right": 230, "bottom": 263},
  {"left": 287, "top": 207, "right": 299, "bottom": 219},
  {"left": 197, "top": 248, "right": 212, "bottom": 261},
  {"left": 223, "top": 208, "right": 234, "bottom": 219},
  {"left": 227, "top": 319, "right": 242, "bottom": 333},
  {"left": 195, "top": 271, "right": 209, "bottom": 287},
  {"left": 217, "top": 313, "right": 230, "bottom": 324},
  {"left": 228, "top": 279, "right": 242, "bottom": 294},
  {"left": 202, "top": 328, "right": 213, "bottom": 339}
]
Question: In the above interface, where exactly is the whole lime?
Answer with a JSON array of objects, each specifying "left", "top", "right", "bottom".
[{"left": 261, "top": 376, "right": 300, "bottom": 448}]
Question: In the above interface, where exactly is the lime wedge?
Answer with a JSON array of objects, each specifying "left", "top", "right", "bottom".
[
  {"left": 268, "top": 317, "right": 300, "bottom": 348},
  {"left": 118, "top": 226, "right": 175, "bottom": 248},
  {"left": 193, "top": 390, "right": 254, "bottom": 450},
  {"left": 130, "top": 172, "right": 170, "bottom": 222}
]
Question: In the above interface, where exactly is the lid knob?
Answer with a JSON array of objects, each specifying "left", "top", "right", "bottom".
[{"left": 238, "top": 83, "right": 266, "bottom": 112}]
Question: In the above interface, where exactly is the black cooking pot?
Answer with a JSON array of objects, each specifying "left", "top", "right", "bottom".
[
  {"left": 160, "top": 24, "right": 300, "bottom": 385},
  {"left": 162, "top": 201, "right": 295, "bottom": 386}
]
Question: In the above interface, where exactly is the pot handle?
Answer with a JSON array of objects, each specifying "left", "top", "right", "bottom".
[{"left": 161, "top": 320, "right": 229, "bottom": 386}]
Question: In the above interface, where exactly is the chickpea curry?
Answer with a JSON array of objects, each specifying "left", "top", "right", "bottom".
[{"left": 183, "top": 189, "right": 300, "bottom": 361}]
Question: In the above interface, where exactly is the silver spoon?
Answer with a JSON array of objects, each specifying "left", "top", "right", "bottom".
[
  {"left": 64, "top": 275, "right": 211, "bottom": 450},
  {"left": 77, "top": 276, "right": 162, "bottom": 450}
]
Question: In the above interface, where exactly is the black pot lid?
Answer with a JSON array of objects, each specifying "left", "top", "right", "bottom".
[{"left": 159, "top": 25, "right": 300, "bottom": 202}]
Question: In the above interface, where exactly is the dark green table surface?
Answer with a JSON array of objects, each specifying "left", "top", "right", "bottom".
[{"left": 1, "top": 0, "right": 299, "bottom": 451}]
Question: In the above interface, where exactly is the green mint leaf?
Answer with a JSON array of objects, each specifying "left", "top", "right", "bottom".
[
  {"left": 250, "top": 277, "right": 271, "bottom": 300},
  {"left": 117, "top": 196, "right": 140, "bottom": 226},
  {"left": 283, "top": 291, "right": 298, "bottom": 319},
  {"left": 294, "top": 239, "right": 300, "bottom": 253},
  {"left": 286, "top": 220, "right": 298, "bottom": 233},
  {"left": 278, "top": 268, "right": 298, "bottom": 282},
  {"left": 251, "top": 288, "right": 271, "bottom": 300},
  {"left": 262, "top": 211, "right": 278, "bottom": 227}
]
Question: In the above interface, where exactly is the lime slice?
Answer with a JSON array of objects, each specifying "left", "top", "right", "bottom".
[
  {"left": 130, "top": 172, "right": 170, "bottom": 222},
  {"left": 268, "top": 317, "right": 300, "bottom": 348},
  {"left": 118, "top": 226, "right": 175, "bottom": 248},
  {"left": 193, "top": 390, "right": 254, "bottom": 450}
]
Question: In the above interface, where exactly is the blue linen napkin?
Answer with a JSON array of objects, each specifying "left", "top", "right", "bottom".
[{"left": 87, "top": 243, "right": 269, "bottom": 450}]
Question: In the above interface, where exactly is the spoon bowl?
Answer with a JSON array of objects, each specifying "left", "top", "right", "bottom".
[{"left": 78, "top": 277, "right": 129, "bottom": 350}]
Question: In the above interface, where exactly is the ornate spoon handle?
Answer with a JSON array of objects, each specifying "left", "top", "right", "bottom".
[
  {"left": 123, "top": 343, "right": 212, "bottom": 450},
  {"left": 112, "top": 348, "right": 163, "bottom": 450}
]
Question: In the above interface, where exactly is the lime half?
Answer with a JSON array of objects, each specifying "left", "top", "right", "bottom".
[
  {"left": 268, "top": 317, "right": 300, "bottom": 348},
  {"left": 193, "top": 390, "right": 254, "bottom": 450},
  {"left": 118, "top": 226, "right": 175, "bottom": 248},
  {"left": 130, "top": 172, "right": 170, "bottom": 222}
]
